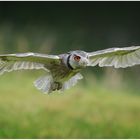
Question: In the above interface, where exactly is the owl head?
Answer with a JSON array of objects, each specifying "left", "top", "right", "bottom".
[{"left": 68, "top": 50, "right": 89, "bottom": 69}]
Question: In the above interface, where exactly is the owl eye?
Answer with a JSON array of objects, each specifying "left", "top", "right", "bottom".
[{"left": 74, "top": 55, "right": 81, "bottom": 62}]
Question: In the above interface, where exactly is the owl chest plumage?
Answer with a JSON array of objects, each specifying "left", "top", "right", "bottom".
[
  {"left": 51, "top": 63, "right": 79, "bottom": 82},
  {"left": 45, "top": 58, "right": 80, "bottom": 83}
]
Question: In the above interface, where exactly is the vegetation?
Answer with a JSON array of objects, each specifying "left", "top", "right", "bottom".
[{"left": 0, "top": 70, "right": 140, "bottom": 138}]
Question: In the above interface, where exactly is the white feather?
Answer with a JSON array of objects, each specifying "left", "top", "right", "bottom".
[
  {"left": 34, "top": 75, "right": 53, "bottom": 94},
  {"left": 62, "top": 73, "right": 83, "bottom": 90},
  {"left": 88, "top": 46, "right": 140, "bottom": 68}
]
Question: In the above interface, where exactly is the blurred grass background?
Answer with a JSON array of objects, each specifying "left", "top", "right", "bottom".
[
  {"left": 0, "top": 1, "right": 140, "bottom": 138},
  {"left": 0, "top": 70, "right": 140, "bottom": 138}
]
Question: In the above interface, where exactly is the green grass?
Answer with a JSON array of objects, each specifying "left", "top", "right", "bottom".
[{"left": 0, "top": 71, "right": 140, "bottom": 138}]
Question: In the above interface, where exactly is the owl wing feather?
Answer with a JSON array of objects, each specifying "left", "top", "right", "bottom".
[
  {"left": 87, "top": 46, "right": 140, "bottom": 68},
  {"left": 0, "top": 52, "right": 61, "bottom": 75},
  {"left": 62, "top": 73, "right": 83, "bottom": 90}
]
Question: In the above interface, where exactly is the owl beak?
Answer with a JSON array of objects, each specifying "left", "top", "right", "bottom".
[{"left": 81, "top": 59, "right": 89, "bottom": 67}]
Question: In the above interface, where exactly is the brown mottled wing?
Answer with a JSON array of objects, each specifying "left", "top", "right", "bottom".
[
  {"left": 88, "top": 46, "right": 140, "bottom": 68},
  {"left": 0, "top": 52, "right": 61, "bottom": 75}
]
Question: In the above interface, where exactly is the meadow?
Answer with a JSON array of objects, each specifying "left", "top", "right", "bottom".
[{"left": 0, "top": 69, "right": 140, "bottom": 138}]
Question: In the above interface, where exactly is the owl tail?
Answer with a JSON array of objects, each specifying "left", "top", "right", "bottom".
[
  {"left": 33, "top": 75, "right": 54, "bottom": 94},
  {"left": 61, "top": 73, "right": 83, "bottom": 91},
  {"left": 34, "top": 73, "right": 83, "bottom": 94}
]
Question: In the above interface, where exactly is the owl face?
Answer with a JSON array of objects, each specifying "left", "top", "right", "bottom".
[{"left": 69, "top": 51, "right": 89, "bottom": 69}]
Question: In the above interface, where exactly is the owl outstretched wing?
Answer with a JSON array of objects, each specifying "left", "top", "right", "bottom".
[
  {"left": 0, "top": 52, "right": 61, "bottom": 75},
  {"left": 87, "top": 46, "right": 140, "bottom": 68}
]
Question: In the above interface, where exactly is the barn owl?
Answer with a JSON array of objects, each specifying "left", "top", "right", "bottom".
[{"left": 0, "top": 46, "right": 140, "bottom": 94}]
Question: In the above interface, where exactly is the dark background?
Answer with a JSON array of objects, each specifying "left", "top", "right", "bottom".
[{"left": 0, "top": 2, "right": 140, "bottom": 53}]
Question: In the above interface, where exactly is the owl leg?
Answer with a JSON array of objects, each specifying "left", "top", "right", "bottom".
[{"left": 52, "top": 82, "right": 62, "bottom": 90}]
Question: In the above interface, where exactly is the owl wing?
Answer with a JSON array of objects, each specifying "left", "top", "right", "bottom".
[
  {"left": 0, "top": 52, "right": 61, "bottom": 75},
  {"left": 62, "top": 73, "right": 83, "bottom": 90},
  {"left": 87, "top": 46, "right": 140, "bottom": 68}
]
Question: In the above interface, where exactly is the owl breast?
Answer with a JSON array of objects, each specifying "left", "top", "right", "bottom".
[{"left": 47, "top": 61, "right": 79, "bottom": 83}]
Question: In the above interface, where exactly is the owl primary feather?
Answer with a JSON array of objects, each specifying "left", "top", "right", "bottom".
[{"left": 0, "top": 46, "right": 140, "bottom": 94}]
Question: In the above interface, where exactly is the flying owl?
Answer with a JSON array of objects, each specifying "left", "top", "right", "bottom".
[{"left": 0, "top": 46, "right": 140, "bottom": 94}]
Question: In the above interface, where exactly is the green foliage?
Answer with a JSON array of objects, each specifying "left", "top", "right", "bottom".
[{"left": 0, "top": 71, "right": 140, "bottom": 138}]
